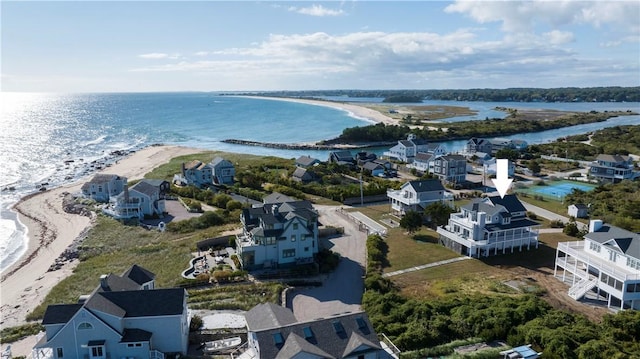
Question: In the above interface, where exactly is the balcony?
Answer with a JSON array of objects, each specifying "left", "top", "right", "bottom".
[{"left": 557, "top": 241, "right": 640, "bottom": 281}]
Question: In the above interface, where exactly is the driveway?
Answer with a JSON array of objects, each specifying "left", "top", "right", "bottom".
[{"left": 288, "top": 205, "right": 367, "bottom": 321}]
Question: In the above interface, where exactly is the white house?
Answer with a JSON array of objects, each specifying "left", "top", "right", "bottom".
[
  {"left": 589, "top": 154, "right": 637, "bottom": 183},
  {"left": 387, "top": 179, "right": 453, "bottom": 216},
  {"left": 567, "top": 204, "right": 589, "bottom": 219},
  {"left": 33, "top": 265, "right": 188, "bottom": 359},
  {"left": 104, "top": 179, "right": 169, "bottom": 220},
  {"left": 383, "top": 134, "right": 430, "bottom": 163},
  {"left": 240, "top": 303, "right": 396, "bottom": 359},
  {"left": 437, "top": 195, "right": 540, "bottom": 258},
  {"left": 81, "top": 174, "right": 127, "bottom": 203},
  {"left": 554, "top": 220, "right": 640, "bottom": 310},
  {"left": 406, "top": 152, "right": 435, "bottom": 173},
  {"left": 236, "top": 199, "right": 319, "bottom": 270},
  {"left": 210, "top": 157, "right": 235, "bottom": 185}
]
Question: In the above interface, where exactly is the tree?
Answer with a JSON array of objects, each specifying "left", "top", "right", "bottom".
[
  {"left": 528, "top": 160, "right": 541, "bottom": 175},
  {"left": 400, "top": 211, "right": 423, "bottom": 233},
  {"left": 495, "top": 148, "right": 520, "bottom": 161},
  {"left": 424, "top": 202, "right": 454, "bottom": 229}
]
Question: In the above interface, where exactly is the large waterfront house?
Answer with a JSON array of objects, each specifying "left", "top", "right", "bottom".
[
  {"left": 210, "top": 157, "right": 236, "bottom": 185},
  {"left": 432, "top": 154, "right": 467, "bottom": 184},
  {"left": 554, "top": 220, "right": 640, "bottom": 310},
  {"left": 437, "top": 195, "right": 540, "bottom": 257},
  {"left": 466, "top": 137, "right": 528, "bottom": 155},
  {"left": 174, "top": 160, "right": 213, "bottom": 188},
  {"left": 240, "top": 303, "right": 396, "bottom": 359},
  {"left": 104, "top": 179, "right": 169, "bottom": 220},
  {"left": 328, "top": 151, "right": 356, "bottom": 167},
  {"left": 235, "top": 198, "right": 319, "bottom": 270},
  {"left": 588, "top": 154, "right": 637, "bottom": 183},
  {"left": 466, "top": 138, "right": 493, "bottom": 155},
  {"left": 81, "top": 174, "right": 127, "bottom": 203},
  {"left": 387, "top": 179, "right": 453, "bottom": 216},
  {"left": 383, "top": 134, "right": 436, "bottom": 163},
  {"left": 33, "top": 265, "right": 189, "bottom": 359}
]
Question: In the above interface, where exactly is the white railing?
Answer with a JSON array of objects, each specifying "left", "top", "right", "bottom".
[
  {"left": 568, "top": 277, "right": 598, "bottom": 300},
  {"left": 558, "top": 241, "right": 640, "bottom": 281},
  {"left": 380, "top": 333, "right": 401, "bottom": 358},
  {"left": 149, "top": 349, "right": 165, "bottom": 359}
]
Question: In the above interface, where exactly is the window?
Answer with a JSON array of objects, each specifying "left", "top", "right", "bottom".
[
  {"left": 609, "top": 250, "right": 618, "bottom": 262},
  {"left": 293, "top": 223, "right": 298, "bottom": 230},
  {"left": 304, "top": 247, "right": 309, "bottom": 252},
  {"left": 291, "top": 235, "right": 296, "bottom": 242},
  {"left": 283, "top": 249, "right": 295, "bottom": 258},
  {"left": 589, "top": 242, "right": 601, "bottom": 253},
  {"left": 56, "top": 348, "right": 64, "bottom": 358},
  {"left": 91, "top": 346, "right": 103, "bottom": 357},
  {"left": 303, "top": 326, "right": 314, "bottom": 340},
  {"left": 273, "top": 332, "right": 284, "bottom": 345},
  {"left": 77, "top": 322, "right": 93, "bottom": 330}
]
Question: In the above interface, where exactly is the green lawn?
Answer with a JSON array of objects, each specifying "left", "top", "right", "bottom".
[{"left": 383, "top": 228, "right": 460, "bottom": 273}]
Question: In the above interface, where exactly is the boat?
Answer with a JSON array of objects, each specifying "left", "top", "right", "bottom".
[{"left": 202, "top": 336, "right": 242, "bottom": 354}]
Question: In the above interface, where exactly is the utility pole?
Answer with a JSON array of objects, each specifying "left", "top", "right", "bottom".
[{"left": 360, "top": 167, "right": 364, "bottom": 206}]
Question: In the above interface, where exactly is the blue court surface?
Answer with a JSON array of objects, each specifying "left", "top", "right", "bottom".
[{"left": 531, "top": 180, "right": 595, "bottom": 199}]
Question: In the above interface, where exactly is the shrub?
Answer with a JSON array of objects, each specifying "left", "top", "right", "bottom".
[
  {"left": 226, "top": 200, "right": 243, "bottom": 211},
  {"left": 189, "top": 314, "right": 203, "bottom": 332},
  {"left": 527, "top": 211, "right": 538, "bottom": 220}
]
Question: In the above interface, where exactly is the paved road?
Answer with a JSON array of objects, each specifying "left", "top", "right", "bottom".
[
  {"left": 521, "top": 200, "right": 587, "bottom": 230},
  {"left": 382, "top": 257, "right": 471, "bottom": 278},
  {"left": 289, "top": 205, "right": 367, "bottom": 321}
]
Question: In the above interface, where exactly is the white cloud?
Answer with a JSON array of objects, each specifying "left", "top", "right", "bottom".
[
  {"left": 138, "top": 52, "right": 182, "bottom": 60},
  {"left": 445, "top": 0, "right": 640, "bottom": 33},
  {"left": 138, "top": 53, "right": 171, "bottom": 59},
  {"left": 289, "top": 4, "right": 345, "bottom": 17},
  {"left": 544, "top": 30, "right": 575, "bottom": 45},
  {"left": 194, "top": 51, "right": 210, "bottom": 56}
]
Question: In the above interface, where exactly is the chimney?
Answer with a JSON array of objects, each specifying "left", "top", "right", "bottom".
[
  {"left": 589, "top": 219, "right": 603, "bottom": 233},
  {"left": 100, "top": 274, "right": 109, "bottom": 290}
]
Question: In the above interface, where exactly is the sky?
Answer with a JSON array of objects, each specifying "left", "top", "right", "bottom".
[{"left": 1, "top": 1, "right": 639, "bottom": 93}]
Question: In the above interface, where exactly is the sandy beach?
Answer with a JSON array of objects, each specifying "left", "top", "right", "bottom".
[
  {"left": 0, "top": 145, "right": 203, "bottom": 330},
  {"left": 241, "top": 95, "right": 398, "bottom": 126}
]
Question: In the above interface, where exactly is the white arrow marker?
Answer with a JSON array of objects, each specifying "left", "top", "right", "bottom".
[{"left": 491, "top": 158, "right": 513, "bottom": 199}]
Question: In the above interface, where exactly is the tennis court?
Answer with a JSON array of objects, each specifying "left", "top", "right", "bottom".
[{"left": 518, "top": 180, "right": 596, "bottom": 201}]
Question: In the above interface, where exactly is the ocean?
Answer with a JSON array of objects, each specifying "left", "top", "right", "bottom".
[{"left": 1, "top": 92, "right": 639, "bottom": 271}]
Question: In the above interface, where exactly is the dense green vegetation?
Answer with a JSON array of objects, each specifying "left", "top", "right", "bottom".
[
  {"left": 590, "top": 125, "right": 640, "bottom": 155},
  {"left": 251, "top": 86, "right": 640, "bottom": 102},
  {"left": 565, "top": 180, "right": 640, "bottom": 232},
  {"left": 328, "top": 111, "right": 635, "bottom": 143},
  {"left": 362, "top": 234, "right": 640, "bottom": 358},
  {"left": 0, "top": 323, "right": 43, "bottom": 343},
  {"left": 382, "top": 95, "right": 424, "bottom": 103}
]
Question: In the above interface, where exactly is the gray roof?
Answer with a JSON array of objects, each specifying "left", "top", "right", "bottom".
[
  {"left": 596, "top": 154, "right": 631, "bottom": 163},
  {"left": 362, "top": 162, "right": 384, "bottom": 171},
  {"left": 292, "top": 167, "right": 310, "bottom": 178},
  {"left": 86, "top": 288, "right": 186, "bottom": 318},
  {"left": 485, "top": 218, "right": 540, "bottom": 232},
  {"left": 42, "top": 304, "right": 83, "bottom": 325},
  {"left": 425, "top": 143, "right": 441, "bottom": 151},
  {"left": 399, "top": 140, "right": 413, "bottom": 147},
  {"left": 87, "top": 174, "right": 124, "bottom": 184},
  {"left": 264, "top": 192, "right": 297, "bottom": 204},
  {"left": 130, "top": 181, "right": 158, "bottom": 197},
  {"left": 487, "top": 194, "right": 527, "bottom": 213},
  {"left": 123, "top": 264, "right": 155, "bottom": 285},
  {"left": 463, "top": 199, "right": 504, "bottom": 217},
  {"left": 407, "top": 179, "right": 445, "bottom": 193},
  {"left": 245, "top": 303, "right": 297, "bottom": 331},
  {"left": 414, "top": 152, "right": 434, "bottom": 162},
  {"left": 569, "top": 203, "right": 588, "bottom": 210},
  {"left": 585, "top": 224, "right": 640, "bottom": 260},
  {"left": 249, "top": 309, "right": 383, "bottom": 359},
  {"left": 296, "top": 155, "right": 319, "bottom": 167},
  {"left": 139, "top": 179, "right": 168, "bottom": 188},
  {"left": 98, "top": 273, "right": 141, "bottom": 292},
  {"left": 330, "top": 150, "right": 354, "bottom": 161},
  {"left": 211, "top": 156, "right": 234, "bottom": 168},
  {"left": 121, "top": 328, "right": 153, "bottom": 343},
  {"left": 440, "top": 154, "right": 466, "bottom": 162}
]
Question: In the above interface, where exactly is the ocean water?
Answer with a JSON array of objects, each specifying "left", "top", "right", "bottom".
[{"left": 1, "top": 92, "right": 639, "bottom": 272}]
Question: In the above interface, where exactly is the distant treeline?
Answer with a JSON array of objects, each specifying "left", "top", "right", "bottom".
[{"left": 247, "top": 86, "right": 640, "bottom": 102}]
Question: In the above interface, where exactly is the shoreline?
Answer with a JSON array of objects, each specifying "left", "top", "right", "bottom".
[
  {"left": 0, "top": 145, "right": 204, "bottom": 328},
  {"left": 232, "top": 95, "right": 399, "bottom": 126}
]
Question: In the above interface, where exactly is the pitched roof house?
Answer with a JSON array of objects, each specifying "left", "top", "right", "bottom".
[
  {"left": 387, "top": 179, "right": 453, "bottom": 216},
  {"left": 104, "top": 179, "right": 169, "bottom": 220},
  {"left": 432, "top": 154, "right": 467, "bottom": 184},
  {"left": 236, "top": 198, "right": 319, "bottom": 270},
  {"left": 555, "top": 220, "right": 640, "bottom": 310},
  {"left": 240, "top": 303, "right": 395, "bottom": 359},
  {"left": 328, "top": 151, "right": 356, "bottom": 167},
  {"left": 33, "top": 265, "right": 188, "bottom": 359},
  {"left": 567, "top": 203, "right": 589, "bottom": 219},
  {"left": 210, "top": 157, "right": 235, "bottom": 185},
  {"left": 291, "top": 167, "right": 315, "bottom": 183},
  {"left": 81, "top": 174, "right": 127, "bottom": 203},
  {"left": 383, "top": 134, "right": 431, "bottom": 163},
  {"left": 295, "top": 155, "right": 320, "bottom": 168},
  {"left": 174, "top": 160, "right": 213, "bottom": 188},
  {"left": 589, "top": 154, "right": 637, "bottom": 183},
  {"left": 437, "top": 195, "right": 540, "bottom": 258}
]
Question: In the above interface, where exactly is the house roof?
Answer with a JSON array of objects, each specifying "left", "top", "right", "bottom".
[
  {"left": 405, "top": 179, "right": 445, "bottom": 193},
  {"left": 87, "top": 174, "right": 124, "bottom": 184},
  {"left": 399, "top": 140, "right": 413, "bottom": 147},
  {"left": 485, "top": 218, "right": 540, "bottom": 231},
  {"left": 292, "top": 167, "right": 311, "bottom": 179},
  {"left": 249, "top": 309, "right": 382, "bottom": 359},
  {"left": 596, "top": 154, "right": 631, "bottom": 163},
  {"left": 42, "top": 304, "right": 83, "bottom": 325},
  {"left": 569, "top": 203, "right": 588, "bottom": 210},
  {"left": 296, "top": 155, "right": 319, "bottom": 167},
  {"left": 362, "top": 162, "right": 383, "bottom": 171},
  {"left": 585, "top": 224, "right": 640, "bottom": 260},
  {"left": 414, "top": 152, "right": 434, "bottom": 162},
  {"left": 463, "top": 199, "right": 504, "bottom": 217},
  {"left": 439, "top": 154, "right": 466, "bottom": 162},
  {"left": 211, "top": 156, "right": 233, "bottom": 167},
  {"left": 139, "top": 179, "right": 168, "bottom": 188},
  {"left": 245, "top": 303, "right": 297, "bottom": 331},
  {"left": 121, "top": 328, "right": 153, "bottom": 343},
  {"left": 330, "top": 150, "right": 354, "bottom": 161},
  {"left": 425, "top": 143, "right": 441, "bottom": 152},
  {"left": 122, "top": 264, "right": 155, "bottom": 285},
  {"left": 487, "top": 194, "right": 527, "bottom": 213},
  {"left": 97, "top": 273, "right": 141, "bottom": 292},
  {"left": 86, "top": 288, "right": 186, "bottom": 318},
  {"left": 129, "top": 181, "right": 158, "bottom": 197},
  {"left": 263, "top": 192, "right": 297, "bottom": 204}
]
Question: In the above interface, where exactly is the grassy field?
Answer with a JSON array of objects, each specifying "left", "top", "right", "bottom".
[{"left": 360, "top": 104, "right": 477, "bottom": 121}]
